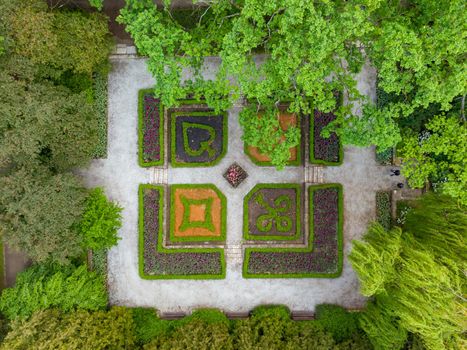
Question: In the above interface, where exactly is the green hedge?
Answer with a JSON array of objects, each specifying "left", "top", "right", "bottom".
[
  {"left": 169, "top": 184, "right": 227, "bottom": 243},
  {"left": 243, "top": 183, "right": 302, "bottom": 241},
  {"left": 243, "top": 184, "right": 343, "bottom": 278},
  {"left": 139, "top": 184, "right": 225, "bottom": 279},
  {"left": 170, "top": 110, "right": 228, "bottom": 167}
]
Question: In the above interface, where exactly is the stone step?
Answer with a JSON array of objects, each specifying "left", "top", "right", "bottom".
[
  {"left": 152, "top": 168, "right": 168, "bottom": 184},
  {"left": 305, "top": 166, "right": 324, "bottom": 183}
]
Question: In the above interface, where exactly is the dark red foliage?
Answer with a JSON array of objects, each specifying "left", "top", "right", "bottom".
[
  {"left": 313, "top": 110, "right": 341, "bottom": 163},
  {"left": 223, "top": 163, "right": 248, "bottom": 188},
  {"left": 142, "top": 94, "right": 162, "bottom": 163},
  {"left": 247, "top": 188, "right": 340, "bottom": 275},
  {"left": 142, "top": 188, "right": 222, "bottom": 276}
]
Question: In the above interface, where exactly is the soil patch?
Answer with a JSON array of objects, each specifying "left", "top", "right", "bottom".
[
  {"left": 247, "top": 187, "right": 298, "bottom": 237},
  {"left": 172, "top": 187, "right": 222, "bottom": 237}
]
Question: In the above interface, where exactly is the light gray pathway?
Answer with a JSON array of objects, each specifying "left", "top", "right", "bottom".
[{"left": 79, "top": 57, "right": 397, "bottom": 313}]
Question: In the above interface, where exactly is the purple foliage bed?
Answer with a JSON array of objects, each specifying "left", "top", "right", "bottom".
[
  {"left": 141, "top": 94, "right": 162, "bottom": 164},
  {"left": 312, "top": 110, "right": 341, "bottom": 164},
  {"left": 244, "top": 185, "right": 342, "bottom": 277}
]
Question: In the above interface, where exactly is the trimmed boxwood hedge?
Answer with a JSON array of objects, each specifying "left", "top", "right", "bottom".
[
  {"left": 243, "top": 183, "right": 302, "bottom": 241},
  {"left": 138, "top": 89, "right": 164, "bottom": 167},
  {"left": 243, "top": 184, "right": 343, "bottom": 278},
  {"left": 169, "top": 184, "right": 227, "bottom": 243},
  {"left": 139, "top": 184, "right": 225, "bottom": 279},
  {"left": 169, "top": 110, "right": 228, "bottom": 167}
]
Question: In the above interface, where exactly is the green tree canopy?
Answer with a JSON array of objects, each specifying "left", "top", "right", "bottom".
[
  {"left": 1, "top": 0, "right": 112, "bottom": 77},
  {"left": 0, "top": 67, "right": 98, "bottom": 171},
  {"left": 119, "top": 0, "right": 466, "bottom": 169},
  {"left": 1, "top": 307, "right": 134, "bottom": 350},
  {"left": 399, "top": 114, "right": 466, "bottom": 205},
  {"left": 0, "top": 166, "right": 87, "bottom": 264}
]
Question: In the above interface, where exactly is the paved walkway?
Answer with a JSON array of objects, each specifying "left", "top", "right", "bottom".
[{"left": 79, "top": 57, "right": 399, "bottom": 313}]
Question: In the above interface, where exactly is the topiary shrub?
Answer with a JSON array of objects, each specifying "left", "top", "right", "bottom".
[{"left": 315, "top": 304, "right": 359, "bottom": 343}]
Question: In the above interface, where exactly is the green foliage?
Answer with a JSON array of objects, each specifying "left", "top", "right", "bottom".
[
  {"left": 92, "top": 71, "right": 109, "bottom": 158},
  {"left": 5, "top": 0, "right": 112, "bottom": 76},
  {"left": 91, "top": 248, "right": 107, "bottom": 276},
  {"left": 89, "top": 0, "right": 104, "bottom": 11},
  {"left": 359, "top": 297, "right": 408, "bottom": 350},
  {"left": 0, "top": 263, "right": 107, "bottom": 320},
  {"left": 350, "top": 220, "right": 465, "bottom": 350},
  {"left": 132, "top": 308, "right": 171, "bottom": 345},
  {"left": 0, "top": 67, "right": 98, "bottom": 172},
  {"left": 232, "top": 306, "right": 335, "bottom": 349},
  {"left": 0, "top": 166, "right": 87, "bottom": 264},
  {"left": 399, "top": 114, "right": 467, "bottom": 206},
  {"left": 1, "top": 307, "right": 135, "bottom": 350},
  {"left": 375, "top": 191, "right": 392, "bottom": 230},
  {"left": 118, "top": 0, "right": 371, "bottom": 166},
  {"left": 315, "top": 304, "right": 359, "bottom": 343},
  {"left": 0, "top": 36, "right": 4, "bottom": 56},
  {"left": 403, "top": 193, "right": 466, "bottom": 269},
  {"left": 79, "top": 188, "right": 122, "bottom": 251},
  {"left": 375, "top": 147, "right": 393, "bottom": 166},
  {"left": 144, "top": 318, "right": 233, "bottom": 350},
  {"left": 240, "top": 106, "right": 300, "bottom": 169}
]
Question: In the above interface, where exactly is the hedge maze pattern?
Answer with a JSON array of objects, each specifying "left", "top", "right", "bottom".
[{"left": 243, "top": 184, "right": 343, "bottom": 278}]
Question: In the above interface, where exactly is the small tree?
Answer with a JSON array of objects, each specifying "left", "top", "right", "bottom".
[{"left": 79, "top": 188, "right": 123, "bottom": 251}]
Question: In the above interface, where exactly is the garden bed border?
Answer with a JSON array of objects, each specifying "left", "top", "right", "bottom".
[
  {"left": 138, "top": 184, "right": 226, "bottom": 280},
  {"left": 243, "top": 183, "right": 343, "bottom": 278}
]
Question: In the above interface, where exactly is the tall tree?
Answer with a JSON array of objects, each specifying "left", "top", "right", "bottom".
[{"left": 350, "top": 212, "right": 465, "bottom": 350}]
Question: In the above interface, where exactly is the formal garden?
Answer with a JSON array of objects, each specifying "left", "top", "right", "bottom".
[{"left": 0, "top": 0, "right": 465, "bottom": 349}]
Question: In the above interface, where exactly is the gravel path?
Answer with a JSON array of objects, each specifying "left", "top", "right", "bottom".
[{"left": 79, "top": 56, "right": 397, "bottom": 313}]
